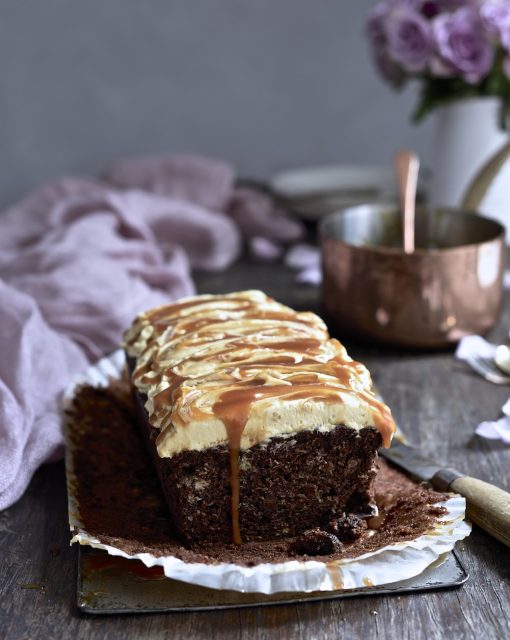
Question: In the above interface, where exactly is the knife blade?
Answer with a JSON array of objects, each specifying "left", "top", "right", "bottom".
[{"left": 380, "top": 440, "right": 510, "bottom": 548}]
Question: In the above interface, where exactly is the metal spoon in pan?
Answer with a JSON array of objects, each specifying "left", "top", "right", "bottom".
[{"left": 394, "top": 149, "right": 419, "bottom": 254}]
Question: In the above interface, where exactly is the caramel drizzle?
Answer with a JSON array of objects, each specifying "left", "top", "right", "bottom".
[{"left": 126, "top": 292, "right": 397, "bottom": 545}]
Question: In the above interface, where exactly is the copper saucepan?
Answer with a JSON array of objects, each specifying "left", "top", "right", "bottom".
[{"left": 320, "top": 205, "right": 506, "bottom": 348}]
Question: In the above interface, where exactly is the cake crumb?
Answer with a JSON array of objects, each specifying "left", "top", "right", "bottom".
[
  {"left": 329, "top": 513, "right": 367, "bottom": 541},
  {"left": 289, "top": 528, "right": 343, "bottom": 556}
]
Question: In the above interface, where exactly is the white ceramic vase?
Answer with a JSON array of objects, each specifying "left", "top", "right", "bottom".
[{"left": 429, "top": 97, "right": 510, "bottom": 235}]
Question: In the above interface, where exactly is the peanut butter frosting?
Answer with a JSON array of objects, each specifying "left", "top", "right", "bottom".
[{"left": 124, "top": 290, "right": 396, "bottom": 459}]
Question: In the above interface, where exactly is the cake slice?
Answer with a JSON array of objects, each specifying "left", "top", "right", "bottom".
[{"left": 124, "top": 290, "right": 396, "bottom": 546}]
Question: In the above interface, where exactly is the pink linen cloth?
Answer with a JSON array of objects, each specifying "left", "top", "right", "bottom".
[{"left": 0, "top": 155, "right": 302, "bottom": 510}]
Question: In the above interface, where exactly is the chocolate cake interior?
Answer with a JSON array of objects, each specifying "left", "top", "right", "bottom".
[
  {"left": 67, "top": 381, "right": 447, "bottom": 565},
  {"left": 123, "top": 291, "right": 397, "bottom": 545}
]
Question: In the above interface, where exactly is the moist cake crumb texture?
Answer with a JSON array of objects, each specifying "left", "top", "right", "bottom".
[
  {"left": 123, "top": 290, "right": 397, "bottom": 545},
  {"left": 67, "top": 382, "right": 447, "bottom": 565}
]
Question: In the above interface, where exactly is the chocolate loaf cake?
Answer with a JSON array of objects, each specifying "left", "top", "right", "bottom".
[{"left": 124, "top": 290, "right": 396, "bottom": 546}]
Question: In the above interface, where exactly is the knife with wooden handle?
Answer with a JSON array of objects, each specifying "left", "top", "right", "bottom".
[{"left": 380, "top": 440, "right": 510, "bottom": 548}]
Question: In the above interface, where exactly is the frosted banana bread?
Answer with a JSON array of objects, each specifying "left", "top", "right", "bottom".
[{"left": 124, "top": 290, "right": 396, "bottom": 545}]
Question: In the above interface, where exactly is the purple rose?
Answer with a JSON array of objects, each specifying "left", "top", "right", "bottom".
[
  {"left": 366, "top": 4, "right": 406, "bottom": 86},
  {"left": 433, "top": 8, "right": 494, "bottom": 83},
  {"left": 482, "top": 1, "right": 510, "bottom": 57},
  {"left": 480, "top": 1, "right": 510, "bottom": 37},
  {"left": 366, "top": 3, "right": 390, "bottom": 49},
  {"left": 385, "top": 8, "right": 434, "bottom": 72},
  {"left": 366, "top": 2, "right": 424, "bottom": 48}
]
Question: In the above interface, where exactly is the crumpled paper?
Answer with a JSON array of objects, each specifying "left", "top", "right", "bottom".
[
  {"left": 455, "top": 335, "right": 510, "bottom": 444},
  {"left": 64, "top": 350, "right": 471, "bottom": 595},
  {"left": 476, "top": 398, "right": 510, "bottom": 444},
  {"left": 455, "top": 334, "right": 497, "bottom": 361}
]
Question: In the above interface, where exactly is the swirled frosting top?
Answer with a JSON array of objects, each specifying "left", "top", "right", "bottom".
[{"left": 124, "top": 290, "right": 396, "bottom": 458}]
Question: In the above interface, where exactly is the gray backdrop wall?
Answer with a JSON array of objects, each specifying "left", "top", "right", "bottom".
[{"left": 0, "top": 0, "right": 434, "bottom": 208}]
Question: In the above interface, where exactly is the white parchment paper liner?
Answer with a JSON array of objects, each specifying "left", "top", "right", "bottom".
[{"left": 63, "top": 350, "right": 471, "bottom": 595}]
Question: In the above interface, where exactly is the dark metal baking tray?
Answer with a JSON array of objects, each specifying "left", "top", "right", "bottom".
[{"left": 77, "top": 547, "right": 468, "bottom": 614}]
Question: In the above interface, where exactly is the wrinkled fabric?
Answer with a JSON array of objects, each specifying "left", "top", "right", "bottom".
[
  {"left": 284, "top": 243, "right": 322, "bottom": 285},
  {"left": 0, "top": 154, "right": 303, "bottom": 509}
]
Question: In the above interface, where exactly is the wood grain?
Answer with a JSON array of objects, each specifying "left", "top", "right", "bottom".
[{"left": 1, "top": 258, "right": 510, "bottom": 639}]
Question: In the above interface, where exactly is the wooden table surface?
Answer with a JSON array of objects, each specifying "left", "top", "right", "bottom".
[{"left": 1, "top": 259, "right": 510, "bottom": 640}]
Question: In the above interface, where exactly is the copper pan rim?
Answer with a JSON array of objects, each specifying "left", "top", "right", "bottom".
[{"left": 319, "top": 205, "right": 506, "bottom": 256}]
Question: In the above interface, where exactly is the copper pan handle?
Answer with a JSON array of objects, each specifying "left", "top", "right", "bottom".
[{"left": 394, "top": 150, "right": 419, "bottom": 254}]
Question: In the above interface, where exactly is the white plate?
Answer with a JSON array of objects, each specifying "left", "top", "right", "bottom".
[
  {"left": 270, "top": 164, "right": 398, "bottom": 221},
  {"left": 271, "top": 164, "right": 395, "bottom": 199}
]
